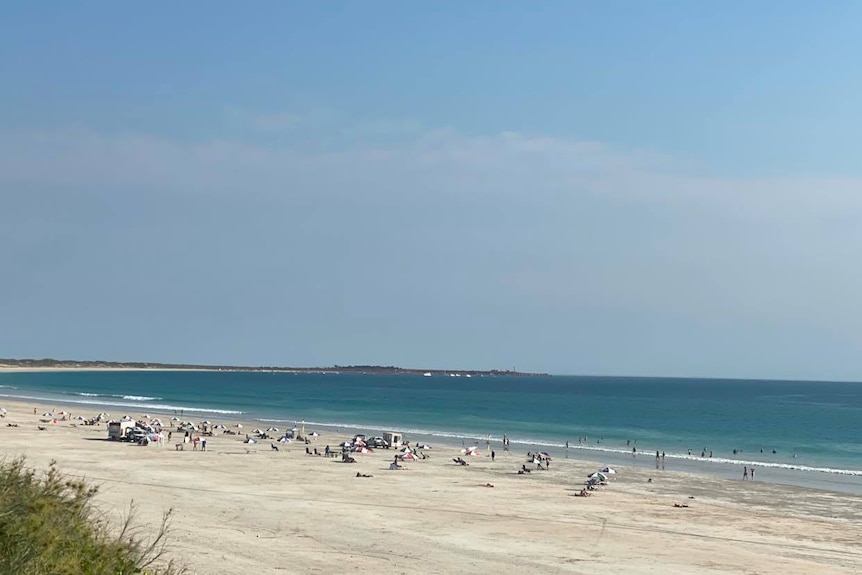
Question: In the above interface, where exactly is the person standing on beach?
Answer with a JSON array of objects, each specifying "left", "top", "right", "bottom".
[
  {"left": 491, "top": 450, "right": 495, "bottom": 461},
  {"left": 743, "top": 466, "right": 749, "bottom": 480},
  {"left": 750, "top": 467, "right": 755, "bottom": 480}
]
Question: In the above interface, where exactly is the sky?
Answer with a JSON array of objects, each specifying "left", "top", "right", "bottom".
[{"left": 2, "top": 2, "right": 861, "bottom": 379}]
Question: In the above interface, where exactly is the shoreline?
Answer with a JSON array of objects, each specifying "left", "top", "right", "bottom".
[{"left": 6, "top": 392, "right": 862, "bottom": 497}]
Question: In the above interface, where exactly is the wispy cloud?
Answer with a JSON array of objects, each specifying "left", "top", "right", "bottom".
[
  {"left": 3, "top": 121, "right": 862, "bottom": 377},
  {"left": 252, "top": 111, "right": 302, "bottom": 132}
]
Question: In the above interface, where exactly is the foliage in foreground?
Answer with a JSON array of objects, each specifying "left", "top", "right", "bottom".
[{"left": 0, "top": 458, "right": 184, "bottom": 575}]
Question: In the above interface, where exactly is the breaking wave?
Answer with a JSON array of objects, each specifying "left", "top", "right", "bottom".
[{"left": 0, "top": 393, "right": 241, "bottom": 416}]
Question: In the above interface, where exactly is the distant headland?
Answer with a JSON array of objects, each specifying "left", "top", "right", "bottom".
[{"left": 0, "top": 358, "right": 548, "bottom": 377}]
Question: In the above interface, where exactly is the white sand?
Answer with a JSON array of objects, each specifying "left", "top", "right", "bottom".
[{"left": 1, "top": 399, "right": 861, "bottom": 574}]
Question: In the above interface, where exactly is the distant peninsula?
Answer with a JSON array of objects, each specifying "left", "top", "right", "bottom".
[{"left": 0, "top": 358, "right": 548, "bottom": 377}]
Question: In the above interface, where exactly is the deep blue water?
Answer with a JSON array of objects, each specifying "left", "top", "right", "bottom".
[{"left": 2, "top": 371, "right": 861, "bottom": 478}]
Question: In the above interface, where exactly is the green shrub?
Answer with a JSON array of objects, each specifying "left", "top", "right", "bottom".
[{"left": 0, "top": 458, "right": 184, "bottom": 575}]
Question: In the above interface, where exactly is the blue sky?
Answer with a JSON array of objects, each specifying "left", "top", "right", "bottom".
[{"left": 2, "top": 2, "right": 861, "bottom": 378}]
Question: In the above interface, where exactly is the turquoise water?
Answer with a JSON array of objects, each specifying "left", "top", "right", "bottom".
[{"left": 2, "top": 371, "right": 861, "bottom": 489}]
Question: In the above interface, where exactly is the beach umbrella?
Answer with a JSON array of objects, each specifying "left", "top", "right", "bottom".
[
  {"left": 171, "top": 416, "right": 180, "bottom": 421},
  {"left": 600, "top": 467, "right": 617, "bottom": 474},
  {"left": 278, "top": 436, "right": 291, "bottom": 443},
  {"left": 587, "top": 472, "right": 607, "bottom": 481},
  {"left": 352, "top": 446, "right": 373, "bottom": 454},
  {"left": 310, "top": 431, "right": 319, "bottom": 437},
  {"left": 266, "top": 427, "right": 279, "bottom": 432}
]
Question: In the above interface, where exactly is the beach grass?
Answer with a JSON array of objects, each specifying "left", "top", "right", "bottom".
[{"left": 0, "top": 457, "right": 182, "bottom": 575}]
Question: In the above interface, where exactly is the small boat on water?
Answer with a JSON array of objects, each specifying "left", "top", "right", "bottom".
[{"left": 423, "top": 372, "right": 432, "bottom": 377}]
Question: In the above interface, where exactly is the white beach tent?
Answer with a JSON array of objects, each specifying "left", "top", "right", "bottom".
[{"left": 600, "top": 467, "right": 617, "bottom": 474}]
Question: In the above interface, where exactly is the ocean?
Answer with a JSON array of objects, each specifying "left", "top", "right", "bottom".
[{"left": 2, "top": 371, "right": 861, "bottom": 493}]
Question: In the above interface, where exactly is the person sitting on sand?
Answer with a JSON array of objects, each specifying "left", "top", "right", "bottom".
[
  {"left": 389, "top": 461, "right": 403, "bottom": 470},
  {"left": 575, "top": 488, "right": 591, "bottom": 497},
  {"left": 521, "top": 465, "right": 531, "bottom": 473}
]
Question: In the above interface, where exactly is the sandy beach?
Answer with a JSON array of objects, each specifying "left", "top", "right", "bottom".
[{"left": 1, "top": 398, "right": 861, "bottom": 575}]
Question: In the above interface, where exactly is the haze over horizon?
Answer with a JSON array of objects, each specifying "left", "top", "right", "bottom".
[{"left": 3, "top": 3, "right": 861, "bottom": 381}]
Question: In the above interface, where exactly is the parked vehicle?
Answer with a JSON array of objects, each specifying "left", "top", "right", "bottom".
[
  {"left": 367, "top": 437, "right": 390, "bottom": 449},
  {"left": 107, "top": 420, "right": 136, "bottom": 440}
]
